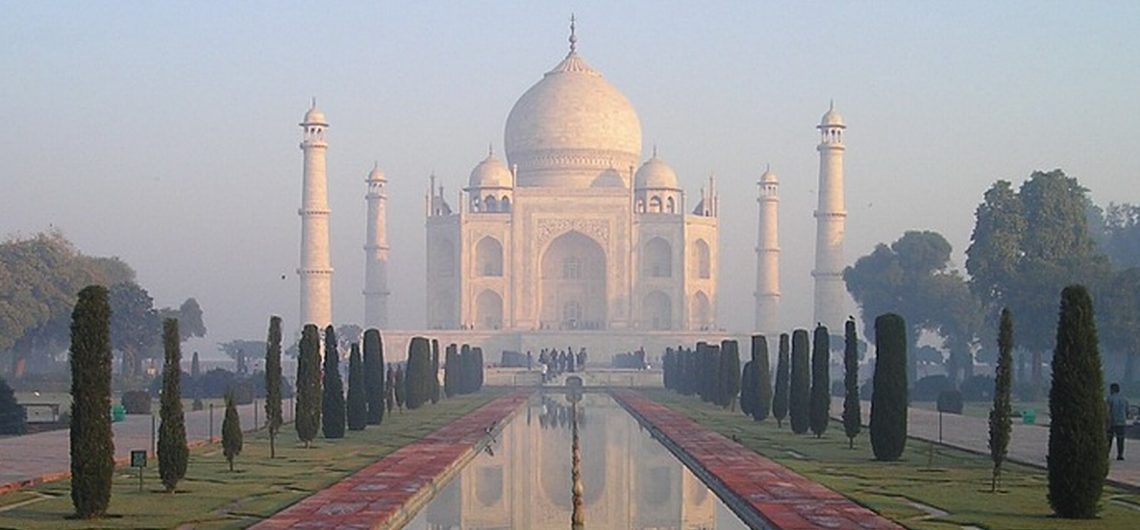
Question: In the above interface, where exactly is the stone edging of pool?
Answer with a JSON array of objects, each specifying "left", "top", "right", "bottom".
[
  {"left": 251, "top": 390, "right": 532, "bottom": 530},
  {"left": 611, "top": 389, "right": 903, "bottom": 530}
]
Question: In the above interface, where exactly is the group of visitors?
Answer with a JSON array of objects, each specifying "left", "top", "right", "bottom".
[{"left": 535, "top": 347, "right": 588, "bottom": 382}]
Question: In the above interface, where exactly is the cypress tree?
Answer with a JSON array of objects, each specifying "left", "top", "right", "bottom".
[
  {"left": 321, "top": 325, "right": 345, "bottom": 439},
  {"left": 719, "top": 340, "right": 741, "bottom": 409},
  {"left": 871, "top": 313, "right": 908, "bottom": 461},
  {"left": 158, "top": 318, "right": 188, "bottom": 492},
  {"left": 472, "top": 347, "right": 485, "bottom": 391},
  {"left": 347, "top": 343, "right": 367, "bottom": 431},
  {"left": 0, "top": 376, "right": 25, "bottom": 435},
  {"left": 295, "top": 324, "right": 321, "bottom": 448},
  {"left": 444, "top": 343, "right": 459, "bottom": 397},
  {"left": 842, "top": 319, "right": 862, "bottom": 449},
  {"left": 989, "top": 308, "right": 1013, "bottom": 492},
  {"left": 394, "top": 366, "right": 405, "bottom": 410},
  {"left": 69, "top": 285, "right": 114, "bottom": 518},
  {"left": 406, "top": 337, "right": 431, "bottom": 409},
  {"left": 265, "top": 316, "right": 284, "bottom": 458},
  {"left": 363, "top": 329, "right": 385, "bottom": 425},
  {"left": 810, "top": 325, "right": 831, "bottom": 438},
  {"left": 753, "top": 335, "right": 772, "bottom": 422},
  {"left": 430, "top": 339, "right": 441, "bottom": 404},
  {"left": 191, "top": 351, "right": 200, "bottom": 378},
  {"left": 789, "top": 329, "right": 811, "bottom": 434},
  {"left": 740, "top": 359, "right": 756, "bottom": 416},
  {"left": 1047, "top": 286, "right": 1107, "bottom": 519},
  {"left": 222, "top": 390, "right": 242, "bottom": 471},
  {"left": 458, "top": 344, "right": 472, "bottom": 394},
  {"left": 773, "top": 334, "right": 791, "bottom": 428}
]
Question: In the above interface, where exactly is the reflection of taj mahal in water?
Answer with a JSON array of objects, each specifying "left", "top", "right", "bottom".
[{"left": 408, "top": 394, "right": 745, "bottom": 530}]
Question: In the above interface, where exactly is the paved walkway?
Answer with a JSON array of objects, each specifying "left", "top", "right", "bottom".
[
  {"left": 0, "top": 400, "right": 267, "bottom": 493},
  {"left": 830, "top": 398, "right": 1140, "bottom": 489},
  {"left": 253, "top": 391, "right": 531, "bottom": 530},
  {"left": 616, "top": 390, "right": 901, "bottom": 530}
]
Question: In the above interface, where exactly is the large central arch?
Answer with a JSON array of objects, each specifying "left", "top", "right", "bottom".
[{"left": 539, "top": 230, "right": 607, "bottom": 330}]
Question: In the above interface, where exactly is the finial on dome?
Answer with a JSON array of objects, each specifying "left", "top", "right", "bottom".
[
  {"left": 488, "top": 143, "right": 494, "bottom": 158},
  {"left": 569, "top": 14, "right": 577, "bottom": 53},
  {"left": 652, "top": 144, "right": 658, "bottom": 159},
  {"left": 311, "top": 96, "right": 317, "bottom": 109},
  {"left": 829, "top": 99, "right": 834, "bottom": 111}
]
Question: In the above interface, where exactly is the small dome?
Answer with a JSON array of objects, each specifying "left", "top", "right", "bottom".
[
  {"left": 635, "top": 154, "right": 679, "bottom": 189},
  {"left": 759, "top": 166, "right": 778, "bottom": 183},
  {"left": 302, "top": 100, "right": 327, "bottom": 125},
  {"left": 819, "top": 103, "right": 844, "bottom": 128},
  {"left": 468, "top": 153, "right": 513, "bottom": 189}
]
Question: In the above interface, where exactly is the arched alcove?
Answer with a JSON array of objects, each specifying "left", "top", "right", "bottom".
[
  {"left": 642, "top": 237, "right": 672, "bottom": 278},
  {"left": 540, "top": 231, "right": 606, "bottom": 330},
  {"left": 475, "top": 290, "right": 503, "bottom": 329},
  {"left": 475, "top": 237, "right": 503, "bottom": 277},
  {"left": 693, "top": 291, "right": 710, "bottom": 329},
  {"left": 644, "top": 290, "right": 672, "bottom": 330},
  {"left": 693, "top": 239, "right": 711, "bottom": 279}
]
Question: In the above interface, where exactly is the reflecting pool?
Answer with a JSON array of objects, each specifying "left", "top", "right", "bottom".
[{"left": 405, "top": 392, "right": 750, "bottom": 529}]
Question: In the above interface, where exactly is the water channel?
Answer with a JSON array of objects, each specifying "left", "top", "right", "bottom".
[{"left": 406, "top": 392, "right": 750, "bottom": 529}]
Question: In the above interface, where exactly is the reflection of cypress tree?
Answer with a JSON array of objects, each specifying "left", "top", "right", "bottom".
[
  {"left": 363, "top": 329, "right": 385, "bottom": 425},
  {"left": 69, "top": 285, "right": 114, "bottom": 518},
  {"left": 321, "top": 326, "right": 345, "bottom": 438},
  {"left": 843, "top": 319, "right": 862, "bottom": 449},
  {"left": 1047, "top": 286, "right": 1107, "bottom": 519},
  {"left": 752, "top": 335, "right": 772, "bottom": 422},
  {"left": 871, "top": 313, "right": 908, "bottom": 461},
  {"left": 158, "top": 319, "right": 188, "bottom": 492},
  {"left": 772, "top": 334, "right": 790, "bottom": 428},
  {"left": 810, "top": 325, "right": 830, "bottom": 438},
  {"left": 789, "top": 329, "right": 811, "bottom": 434},
  {"left": 347, "top": 343, "right": 367, "bottom": 431}
]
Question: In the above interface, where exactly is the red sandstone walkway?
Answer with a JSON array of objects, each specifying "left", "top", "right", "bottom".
[
  {"left": 613, "top": 390, "right": 901, "bottom": 530},
  {"left": 253, "top": 391, "right": 530, "bottom": 530}
]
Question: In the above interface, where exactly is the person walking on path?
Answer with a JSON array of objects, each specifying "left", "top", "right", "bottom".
[{"left": 1107, "top": 383, "right": 1131, "bottom": 460}]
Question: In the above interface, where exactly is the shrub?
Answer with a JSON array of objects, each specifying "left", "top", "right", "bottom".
[
  {"left": 1047, "top": 285, "right": 1107, "bottom": 519},
  {"left": 158, "top": 319, "right": 188, "bottom": 493},
  {"left": 912, "top": 374, "right": 952, "bottom": 401},
  {"left": 789, "top": 329, "right": 810, "bottom": 434},
  {"left": 870, "top": 313, "right": 908, "bottom": 461},
  {"left": 69, "top": 285, "right": 114, "bottom": 518},
  {"left": 0, "top": 376, "right": 27, "bottom": 435},
  {"left": 937, "top": 390, "right": 964, "bottom": 414},
  {"left": 121, "top": 390, "right": 152, "bottom": 415},
  {"left": 363, "top": 329, "right": 385, "bottom": 425},
  {"left": 772, "top": 334, "right": 790, "bottom": 428},
  {"left": 810, "top": 325, "right": 830, "bottom": 438},
  {"left": 321, "top": 325, "right": 345, "bottom": 439},
  {"left": 961, "top": 375, "right": 995, "bottom": 402}
]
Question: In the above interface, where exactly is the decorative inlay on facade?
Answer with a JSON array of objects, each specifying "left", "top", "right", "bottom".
[{"left": 535, "top": 218, "right": 610, "bottom": 248}]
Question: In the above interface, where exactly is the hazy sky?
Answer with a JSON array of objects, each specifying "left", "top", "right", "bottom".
[{"left": 3, "top": 2, "right": 1138, "bottom": 358}]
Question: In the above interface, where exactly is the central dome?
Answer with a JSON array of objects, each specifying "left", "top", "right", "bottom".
[{"left": 504, "top": 48, "right": 642, "bottom": 188}]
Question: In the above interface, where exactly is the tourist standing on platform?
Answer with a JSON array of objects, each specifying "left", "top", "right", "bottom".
[{"left": 1107, "top": 383, "right": 1130, "bottom": 460}]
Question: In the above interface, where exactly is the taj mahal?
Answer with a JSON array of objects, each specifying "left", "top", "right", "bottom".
[{"left": 296, "top": 21, "right": 849, "bottom": 361}]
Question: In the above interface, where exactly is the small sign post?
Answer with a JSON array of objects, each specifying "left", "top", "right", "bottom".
[{"left": 130, "top": 450, "right": 147, "bottom": 492}]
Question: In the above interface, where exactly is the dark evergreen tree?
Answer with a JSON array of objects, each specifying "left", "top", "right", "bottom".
[
  {"left": 789, "top": 329, "right": 811, "bottom": 434},
  {"left": 752, "top": 335, "right": 772, "bottom": 421},
  {"left": 295, "top": 324, "right": 321, "bottom": 448},
  {"left": 0, "top": 376, "right": 25, "bottom": 435},
  {"left": 321, "top": 325, "right": 345, "bottom": 439},
  {"left": 444, "top": 343, "right": 460, "bottom": 397},
  {"left": 740, "top": 358, "right": 756, "bottom": 416},
  {"left": 472, "top": 347, "right": 485, "bottom": 391},
  {"left": 363, "top": 329, "right": 385, "bottom": 425},
  {"left": 222, "top": 390, "right": 242, "bottom": 471},
  {"left": 1047, "top": 285, "right": 1107, "bottom": 518},
  {"left": 265, "top": 316, "right": 284, "bottom": 458},
  {"left": 430, "top": 339, "right": 441, "bottom": 404},
  {"left": 772, "top": 334, "right": 791, "bottom": 428},
  {"left": 406, "top": 337, "right": 432, "bottom": 409},
  {"left": 810, "top": 325, "right": 831, "bottom": 438},
  {"left": 842, "top": 319, "right": 862, "bottom": 449},
  {"left": 394, "top": 365, "right": 405, "bottom": 410},
  {"left": 69, "top": 285, "right": 114, "bottom": 518},
  {"left": 346, "top": 343, "right": 367, "bottom": 431},
  {"left": 871, "top": 313, "right": 908, "bottom": 461},
  {"left": 719, "top": 340, "right": 741, "bottom": 409},
  {"left": 191, "top": 351, "right": 200, "bottom": 378},
  {"left": 158, "top": 319, "right": 188, "bottom": 492},
  {"left": 989, "top": 308, "right": 1013, "bottom": 491},
  {"left": 459, "top": 344, "right": 472, "bottom": 394}
]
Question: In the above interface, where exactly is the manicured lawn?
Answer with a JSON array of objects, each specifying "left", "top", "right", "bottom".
[
  {"left": 642, "top": 389, "right": 1140, "bottom": 530},
  {"left": 0, "top": 390, "right": 505, "bottom": 529}
]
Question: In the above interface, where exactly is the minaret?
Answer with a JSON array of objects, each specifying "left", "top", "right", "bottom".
[
  {"left": 363, "top": 162, "right": 389, "bottom": 329},
  {"left": 812, "top": 102, "right": 847, "bottom": 331},
  {"left": 298, "top": 99, "right": 333, "bottom": 330},
  {"left": 755, "top": 166, "right": 780, "bottom": 334}
]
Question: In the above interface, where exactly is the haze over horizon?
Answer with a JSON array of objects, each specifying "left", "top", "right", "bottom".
[{"left": 3, "top": 2, "right": 1138, "bottom": 358}]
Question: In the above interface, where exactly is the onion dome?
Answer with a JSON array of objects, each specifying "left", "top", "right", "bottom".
[
  {"left": 468, "top": 149, "right": 513, "bottom": 189},
  {"left": 634, "top": 150, "right": 680, "bottom": 189}
]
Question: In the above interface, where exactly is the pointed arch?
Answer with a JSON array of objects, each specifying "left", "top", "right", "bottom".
[
  {"left": 475, "top": 236, "right": 503, "bottom": 277},
  {"left": 642, "top": 237, "right": 672, "bottom": 278}
]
